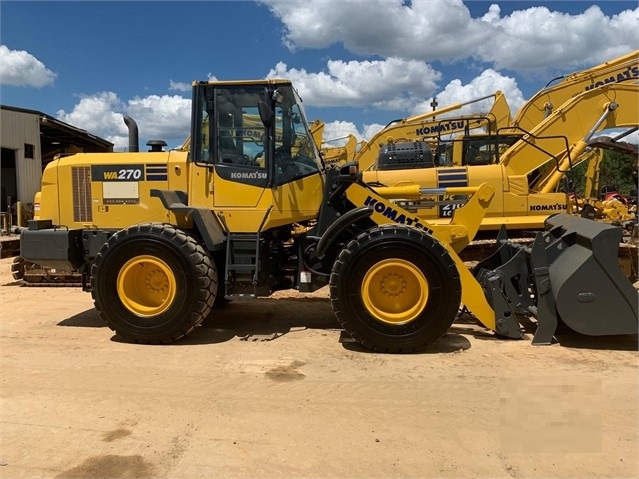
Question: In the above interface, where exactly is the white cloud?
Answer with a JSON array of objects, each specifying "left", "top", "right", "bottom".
[
  {"left": 56, "top": 92, "right": 191, "bottom": 150},
  {"left": 260, "top": 0, "right": 639, "bottom": 73},
  {"left": 312, "top": 69, "right": 525, "bottom": 144},
  {"left": 126, "top": 95, "right": 191, "bottom": 141},
  {"left": 267, "top": 58, "right": 441, "bottom": 110},
  {"left": 362, "top": 123, "right": 386, "bottom": 141},
  {"left": 54, "top": 63, "right": 526, "bottom": 152},
  {"left": 56, "top": 92, "right": 126, "bottom": 146},
  {"left": 411, "top": 69, "right": 526, "bottom": 117},
  {"left": 475, "top": 5, "right": 639, "bottom": 71},
  {"left": 169, "top": 80, "right": 191, "bottom": 92},
  {"left": 261, "top": 0, "right": 488, "bottom": 61},
  {"left": 322, "top": 121, "right": 360, "bottom": 144},
  {"left": 0, "top": 45, "right": 56, "bottom": 87},
  {"left": 320, "top": 121, "right": 386, "bottom": 147}
]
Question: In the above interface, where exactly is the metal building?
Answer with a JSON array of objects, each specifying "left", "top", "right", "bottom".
[{"left": 0, "top": 105, "right": 113, "bottom": 218}]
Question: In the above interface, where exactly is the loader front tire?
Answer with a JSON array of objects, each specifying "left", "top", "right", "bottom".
[
  {"left": 330, "top": 225, "right": 461, "bottom": 353},
  {"left": 91, "top": 224, "right": 217, "bottom": 343}
]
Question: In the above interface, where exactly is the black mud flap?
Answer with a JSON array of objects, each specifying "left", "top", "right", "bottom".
[{"left": 474, "top": 214, "right": 638, "bottom": 345}]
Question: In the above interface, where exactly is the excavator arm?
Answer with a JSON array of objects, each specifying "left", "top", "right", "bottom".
[
  {"left": 512, "top": 50, "right": 638, "bottom": 131},
  {"left": 321, "top": 134, "right": 363, "bottom": 164},
  {"left": 501, "top": 82, "right": 638, "bottom": 180}
]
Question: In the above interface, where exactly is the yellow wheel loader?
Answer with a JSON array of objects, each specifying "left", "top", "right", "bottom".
[{"left": 18, "top": 79, "right": 638, "bottom": 351}]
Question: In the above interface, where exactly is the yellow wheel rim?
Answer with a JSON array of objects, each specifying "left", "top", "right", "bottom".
[
  {"left": 361, "top": 258, "right": 428, "bottom": 325},
  {"left": 117, "top": 255, "right": 177, "bottom": 317}
]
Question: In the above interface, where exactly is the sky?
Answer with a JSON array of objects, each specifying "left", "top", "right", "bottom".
[{"left": 1, "top": 0, "right": 638, "bottom": 150}]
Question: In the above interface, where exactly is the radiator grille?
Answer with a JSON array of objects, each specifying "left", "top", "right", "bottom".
[{"left": 72, "top": 166, "right": 93, "bottom": 223}]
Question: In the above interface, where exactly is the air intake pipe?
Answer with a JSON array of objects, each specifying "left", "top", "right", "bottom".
[{"left": 123, "top": 116, "right": 139, "bottom": 152}]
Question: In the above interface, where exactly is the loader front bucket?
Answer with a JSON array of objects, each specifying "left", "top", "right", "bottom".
[
  {"left": 473, "top": 214, "right": 638, "bottom": 345},
  {"left": 541, "top": 214, "right": 638, "bottom": 338}
]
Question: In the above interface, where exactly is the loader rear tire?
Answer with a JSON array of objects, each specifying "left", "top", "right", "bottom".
[
  {"left": 91, "top": 224, "right": 217, "bottom": 343},
  {"left": 330, "top": 225, "right": 461, "bottom": 353}
]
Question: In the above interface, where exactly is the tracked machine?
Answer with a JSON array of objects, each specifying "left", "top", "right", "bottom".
[
  {"left": 362, "top": 81, "right": 638, "bottom": 227},
  {"left": 18, "top": 79, "right": 638, "bottom": 350},
  {"left": 339, "top": 90, "right": 512, "bottom": 170}
]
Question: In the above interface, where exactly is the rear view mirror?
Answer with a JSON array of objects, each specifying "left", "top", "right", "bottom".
[{"left": 258, "top": 101, "right": 274, "bottom": 128}]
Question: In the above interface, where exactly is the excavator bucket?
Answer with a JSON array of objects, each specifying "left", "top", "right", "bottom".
[{"left": 473, "top": 214, "right": 638, "bottom": 345}]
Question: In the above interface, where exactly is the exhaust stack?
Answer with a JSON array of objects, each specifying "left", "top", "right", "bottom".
[{"left": 123, "top": 116, "right": 139, "bottom": 152}]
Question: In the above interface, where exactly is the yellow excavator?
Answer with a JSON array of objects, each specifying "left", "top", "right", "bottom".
[
  {"left": 439, "top": 50, "right": 638, "bottom": 184},
  {"left": 315, "top": 50, "right": 637, "bottom": 172},
  {"left": 362, "top": 81, "right": 638, "bottom": 229},
  {"left": 345, "top": 90, "right": 511, "bottom": 171},
  {"left": 354, "top": 51, "right": 638, "bottom": 228},
  {"left": 17, "top": 78, "right": 637, "bottom": 350}
]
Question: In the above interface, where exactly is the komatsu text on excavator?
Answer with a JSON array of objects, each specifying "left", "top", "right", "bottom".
[{"left": 19, "top": 79, "right": 638, "bottom": 351}]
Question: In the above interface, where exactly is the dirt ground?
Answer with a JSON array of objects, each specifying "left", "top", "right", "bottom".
[{"left": 0, "top": 256, "right": 637, "bottom": 479}]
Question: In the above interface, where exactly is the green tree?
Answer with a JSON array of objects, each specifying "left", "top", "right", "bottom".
[
  {"left": 597, "top": 150, "right": 637, "bottom": 196},
  {"left": 565, "top": 148, "right": 637, "bottom": 198}
]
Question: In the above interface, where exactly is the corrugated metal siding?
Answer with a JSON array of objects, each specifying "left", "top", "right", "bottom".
[{"left": 0, "top": 109, "right": 43, "bottom": 206}]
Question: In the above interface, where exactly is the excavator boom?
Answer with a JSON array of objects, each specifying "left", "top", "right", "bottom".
[{"left": 512, "top": 50, "right": 638, "bottom": 131}]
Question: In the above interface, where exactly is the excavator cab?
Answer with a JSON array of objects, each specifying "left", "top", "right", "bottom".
[{"left": 439, "top": 133, "right": 522, "bottom": 166}]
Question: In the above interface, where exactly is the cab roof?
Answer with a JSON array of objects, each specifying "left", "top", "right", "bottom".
[{"left": 192, "top": 79, "right": 292, "bottom": 87}]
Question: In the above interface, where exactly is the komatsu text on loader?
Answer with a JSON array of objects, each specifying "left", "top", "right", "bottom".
[{"left": 19, "top": 79, "right": 638, "bottom": 351}]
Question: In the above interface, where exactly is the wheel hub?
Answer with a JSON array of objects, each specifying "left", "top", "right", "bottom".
[
  {"left": 145, "top": 269, "right": 170, "bottom": 293},
  {"left": 117, "top": 255, "right": 177, "bottom": 317},
  {"left": 361, "top": 258, "right": 428, "bottom": 325},
  {"left": 380, "top": 273, "right": 406, "bottom": 297}
]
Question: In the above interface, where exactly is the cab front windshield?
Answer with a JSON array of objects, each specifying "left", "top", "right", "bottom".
[{"left": 195, "top": 83, "right": 322, "bottom": 186}]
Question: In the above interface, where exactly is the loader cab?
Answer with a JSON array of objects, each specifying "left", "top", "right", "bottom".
[{"left": 191, "top": 80, "right": 323, "bottom": 188}]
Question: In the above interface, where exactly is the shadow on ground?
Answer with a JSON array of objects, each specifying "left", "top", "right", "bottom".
[
  {"left": 56, "top": 297, "right": 637, "bottom": 352},
  {"left": 58, "top": 309, "right": 105, "bottom": 328}
]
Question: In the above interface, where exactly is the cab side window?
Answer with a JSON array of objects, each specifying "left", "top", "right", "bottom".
[{"left": 216, "top": 94, "right": 267, "bottom": 169}]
